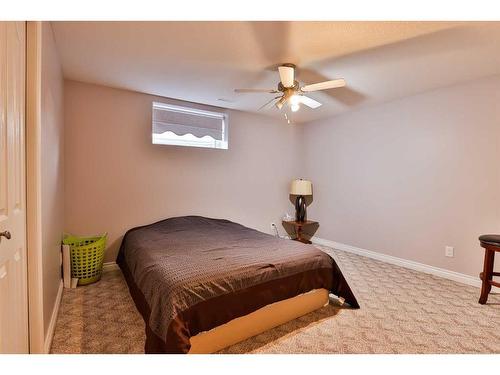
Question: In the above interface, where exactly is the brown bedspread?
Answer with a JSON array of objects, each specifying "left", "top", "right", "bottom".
[{"left": 117, "top": 216, "right": 358, "bottom": 353}]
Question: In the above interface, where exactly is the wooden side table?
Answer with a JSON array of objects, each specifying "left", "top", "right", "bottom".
[{"left": 282, "top": 220, "right": 319, "bottom": 244}]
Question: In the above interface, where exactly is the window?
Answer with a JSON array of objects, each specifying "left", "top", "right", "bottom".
[{"left": 152, "top": 102, "right": 228, "bottom": 149}]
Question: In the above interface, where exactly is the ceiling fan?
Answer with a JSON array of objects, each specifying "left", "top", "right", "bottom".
[{"left": 234, "top": 63, "right": 346, "bottom": 112}]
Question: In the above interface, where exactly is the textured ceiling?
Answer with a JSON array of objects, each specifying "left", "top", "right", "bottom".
[{"left": 52, "top": 21, "right": 500, "bottom": 123}]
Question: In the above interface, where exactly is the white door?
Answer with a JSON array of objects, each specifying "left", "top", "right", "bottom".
[{"left": 0, "top": 21, "right": 28, "bottom": 354}]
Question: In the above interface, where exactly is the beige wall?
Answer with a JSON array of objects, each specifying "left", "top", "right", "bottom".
[
  {"left": 302, "top": 76, "right": 500, "bottom": 277},
  {"left": 41, "top": 23, "right": 64, "bottom": 336},
  {"left": 63, "top": 74, "right": 500, "bottom": 277},
  {"left": 64, "top": 81, "right": 300, "bottom": 262}
]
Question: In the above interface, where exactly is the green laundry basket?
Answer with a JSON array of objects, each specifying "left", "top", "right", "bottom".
[{"left": 63, "top": 233, "right": 107, "bottom": 286}]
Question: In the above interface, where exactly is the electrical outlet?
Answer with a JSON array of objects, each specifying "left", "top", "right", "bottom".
[{"left": 445, "top": 246, "right": 454, "bottom": 258}]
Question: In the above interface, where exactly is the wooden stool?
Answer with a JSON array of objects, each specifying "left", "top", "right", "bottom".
[{"left": 478, "top": 234, "right": 500, "bottom": 304}]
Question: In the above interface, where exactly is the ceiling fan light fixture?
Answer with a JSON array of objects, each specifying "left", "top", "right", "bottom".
[
  {"left": 291, "top": 103, "right": 300, "bottom": 112},
  {"left": 275, "top": 96, "right": 286, "bottom": 110},
  {"left": 289, "top": 94, "right": 300, "bottom": 106}
]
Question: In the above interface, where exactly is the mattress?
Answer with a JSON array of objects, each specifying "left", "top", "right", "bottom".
[{"left": 117, "top": 216, "right": 358, "bottom": 353}]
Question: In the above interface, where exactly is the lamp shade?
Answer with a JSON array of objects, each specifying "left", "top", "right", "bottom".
[{"left": 290, "top": 179, "right": 312, "bottom": 196}]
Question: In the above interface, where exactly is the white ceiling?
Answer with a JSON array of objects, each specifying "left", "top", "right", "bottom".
[{"left": 52, "top": 21, "right": 500, "bottom": 123}]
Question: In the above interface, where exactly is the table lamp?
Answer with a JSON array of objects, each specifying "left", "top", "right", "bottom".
[{"left": 290, "top": 179, "right": 312, "bottom": 222}]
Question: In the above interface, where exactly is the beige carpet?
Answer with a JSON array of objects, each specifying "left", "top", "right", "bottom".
[{"left": 50, "top": 247, "right": 500, "bottom": 354}]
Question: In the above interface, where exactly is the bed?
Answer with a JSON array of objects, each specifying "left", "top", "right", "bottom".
[{"left": 116, "top": 216, "right": 359, "bottom": 353}]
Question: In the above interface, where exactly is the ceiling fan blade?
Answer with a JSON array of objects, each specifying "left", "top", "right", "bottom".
[
  {"left": 278, "top": 65, "right": 295, "bottom": 88},
  {"left": 234, "top": 88, "right": 278, "bottom": 93},
  {"left": 259, "top": 96, "right": 281, "bottom": 110},
  {"left": 299, "top": 95, "right": 322, "bottom": 109},
  {"left": 301, "top": 78, "right": 346, "bottom": 92}
]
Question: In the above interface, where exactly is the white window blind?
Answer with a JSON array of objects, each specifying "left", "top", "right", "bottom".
[{"left": 152, "top": 102, "right": 228, "bottom": 149}]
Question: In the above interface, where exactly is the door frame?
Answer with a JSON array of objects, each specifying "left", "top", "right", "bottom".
[{"left": 25, "top": 21, "right": 45, "bottom": 354}]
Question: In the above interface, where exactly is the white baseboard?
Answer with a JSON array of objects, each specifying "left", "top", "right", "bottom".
[
  {"left": 103, "top": 261, "right": 120, "bottom": 272},
  {"left": 44, "top": 279, "right": 63, "bottom": 354},
  {"left": 312, "top": 237, "right": 500, "bottom": 292}
]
